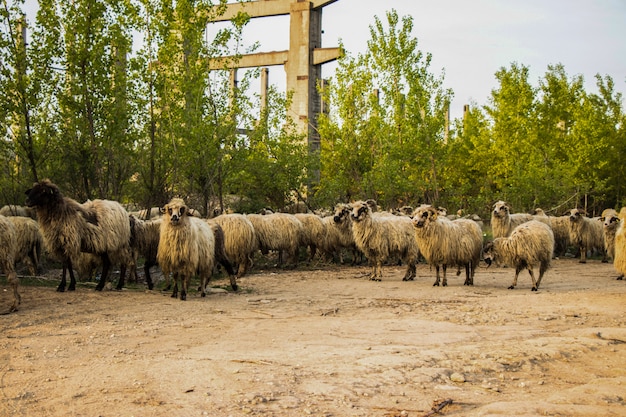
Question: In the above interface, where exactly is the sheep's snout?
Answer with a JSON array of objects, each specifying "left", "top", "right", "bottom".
[
  {"left": 333, "top": 215, "right": 341, "bottom": 223},
  {"left": 484, "top": 257, "right": 492, "bottom": 267}
]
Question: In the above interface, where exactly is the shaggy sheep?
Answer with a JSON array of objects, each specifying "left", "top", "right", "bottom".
[
  {"left": 349, "top": 200, "right": 420, "bottom": 281},
  {"left": 205, "top": 219, "right": 238, "bottom": 290},
  {"left": 295, "top": 212, "right": 327, "bottom": 261},
  {"left": 6, "top": 216, "right": 43, "bottom": 276},
  {"left": 246, "top": 212, "right": 303, "bottom": 267},
  {"left": 0, "top": 215, "right": 20, "bottom": 312},
  {"left": 491, "top": 200, "right": 533, "bottom": 238},
  {"left": 25, "top": 179, "right": 133, "bottom": 292},
  {"left": 612, "top": 207, "right": 626, "bottom": 280},
  {"left": 320, "top": 203, "right": 360, "bottom": 264},
  {"left": 131, "top": 206, "right": 202, "bottom": 220},
  {"left": 128, "top": 216, "right": 162, "bottom": 289},
  {"left": 567, "top": 208, "right": 605, "bottom": 263},
  {"left": 411, "top": 205, "right": 482, "bottom": 287},
  {"left": 157, "top": 198, "right": 215, "bottom": 300},
  {"left": 600, "top": 209, "right": 623, "bottom": 280},
  {"left": 0, "top": 204, "right": 37, "bottom": 219},
  {"left": 210, "top": 213, "right": 257, "bottom": 278},
  {"left": 531, "top": 208, "right": 570, "bottom": 257},
  {"left": 483, "top": 220, "right": 554, "bottom": 291}
]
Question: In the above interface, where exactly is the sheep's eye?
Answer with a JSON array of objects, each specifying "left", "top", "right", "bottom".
[
  {"left": 422, "top": 212, "right": 428, "bottom": 218},
  {"left": 167, "top": 208, "right": 172, "bottom": 215},
  {"left": 180, "top": 207, "right": 185, "bottom": 215}
]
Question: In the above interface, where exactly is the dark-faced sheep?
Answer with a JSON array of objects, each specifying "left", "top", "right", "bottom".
[
  {"left": 0, "top": 215, "right": 20, "bottom": 312},
  {"left": 157, "top": 198, "right": 215, "bottom": 300},
  {"left": 567, "top": 208, "right": 605, "bottom": 263},
  {"left": 350, "top": 200, "right": 420, "bottom": 281},
  {"left": 491, "top": 200, "right": 533, "bottom": 238},
  {"left": 411, "top": 205, "right": 482, "bottom": 287},
  {"left": 210, "top": 213, "right": 258, "bottom": 278},
  {"left": 25, "top": 179, "right": 132, "bottom": 292},
  {"left": 483, "top": 220, "right": 554, "bottom": 291}
]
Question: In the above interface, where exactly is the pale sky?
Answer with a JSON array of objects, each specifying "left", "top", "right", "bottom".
[{"left": 232, "top": 0, "right": 626, "bottom": 120}]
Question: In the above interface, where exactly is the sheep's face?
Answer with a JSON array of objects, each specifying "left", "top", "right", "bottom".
[
  {"left": 350, "top": 201, "right": 370, "bottom": 223},
  {"left": 492, "top": 201, "right": 510, "bottom": 219},
  {"left": 482, "top": 242, "right": 497, "bottom": 266},
  {"left": 164, "top": 198, "right": 187, "bottom": 226},
  {"left": 333, "top": 204, "right": 351, "bottom": 224},
  {"left": 25, "top": 179, "right": 61, "bottom": 208},
  {"left": 412, "top": 206, "right": 437, "bottom": 228},
  {"left": 568, "top": 208, "right": 585, "bottom": 224},
  {"left": 603, "top": 214, "right": 620, "bottom": 231}
]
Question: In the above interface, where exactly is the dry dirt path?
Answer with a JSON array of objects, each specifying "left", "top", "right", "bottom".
[{"left": 1, "top": 258, "right": 625, "bottom": 416}]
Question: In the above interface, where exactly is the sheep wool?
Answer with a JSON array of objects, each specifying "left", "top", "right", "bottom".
[
  {"left": 0, "top": 215, "right": 20, "bottom": 312},
  {"left": 483, "top": 220, "right": 554, "bottom": 291},
  {"left": 7, "top": 216, "right": 43, "bottom": 276},
  {"left": 211, "top": 213, "right": 258, "bottom": 278},
  {"left": 246, "top": 212, "right": 303, "bottom": 267},
  {"left": 412, "top": 205, "right": 482, "bottom": 287},
  {"left": 567, "top": 208, "right": 605, "bottom": 263},
  {"left": 350, "top": 200, "right": 419, "bottom": 281},
  {"left": 157, "top": 198, "right": 216, "bottom": 300},
  {"left": 491, "top": 200, "right": 533, "bottom": 238},
  {"left": 25, "top": 179, "right": 132, "bottom": 292}
]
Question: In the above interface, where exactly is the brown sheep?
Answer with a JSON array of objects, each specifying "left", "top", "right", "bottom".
[
  {"left": 567, "top": 208, "right": 605, "bottom": 263},
  {"left": 491, "top": 200, "right": 533, "bottom": 238},
  {"left": 25, "top": 179, "right": 132, "bottom": 292}
]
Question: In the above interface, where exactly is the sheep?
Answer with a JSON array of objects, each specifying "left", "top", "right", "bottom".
[
  {"left": 320, "top": 203, "right": 360, "bottom": 264},
  {"left": 294, "top": 212, "right": 327, "bottom": 261},
  {"left": 612, "top": 207, "right": 626, "bottom": 280},
  {"left": 130, "top": 206, "right": 202, "bottom": 220},
  {"left": 349, "top": 200, "right": 420, "bottom": 281},
  {"left": 0, "top": 204, "right": 37, "bottom": 219},
  {"left": 128, "top": 216, "right": 162, "bottom": 289},
  {"left": 567, "top": 208, "right": 606, "bottom": 263},
  {"left": 205, "top": 219, "right": 238, "bottom": 291},
  {"left": 157, "top": 198, "right": 215, "bottom": 300},
  {"left": 531, "top": 208, "right": 570, "bottom": 257},
  {"left": 411, "top": 205, "right": 482, "bottom": 287},
  {"left": 483, "top": 220, "right": 554, "bottom": 291},
  {"left": 6, "top": 216, "right": 44, "bottom": 276},
  {"left": 600, "top": 209, "right": 623, "bottom": 280},
  {"left": 246, "top": 212, "right": 303, "bottom": 267},
  {"left": 25, "top": 179, "right": 133, "bottom": 292},
  {"left": 210, "top": 213, "right": 257, "bottom": 278},
  {"left": 0, "top": 215, "right": 20, "bottom": 312},
  {"left": 491, "top": 200, "right": 533, "bottom": 238}
]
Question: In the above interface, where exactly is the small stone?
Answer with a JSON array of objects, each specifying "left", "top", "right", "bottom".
[{"left": 450, "top": 372, "right": 466, "bottom": 383}]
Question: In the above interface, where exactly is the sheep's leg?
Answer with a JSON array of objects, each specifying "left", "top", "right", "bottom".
[
  {"left": 370, "top": 261, "right": 382, "bottom": 281},
  {"left": 200, "top": 274, "right": 208, "bottom": 297},
  {"left": 180, "top": 275, "right": 189, "bottom": 301},
  {"left": 508, "top": 266, "right": 523, "bottom": 289},
  {"left": 115, "top": 263, "right": 126, "bottom": 291},
  {"left": 442, "top": 265, "right": 448, "bottom": 286},
  {"left": 95, "top": 253, "right": 111, "bottom": 291},
  {"left": 464, "top": 263, "right": 472, "bottom": 286},
  {"left": 144, "top": 260, "right": 155, "bottom": 290},
  {"left": 171, "top": 273, "right": 179, "bottom": 298},
  {"left": 67, "top": 258, "right": 77, "bottom": 291},
  {"left": 535, "top": 261, "right": 549, "bottom": 290},
  {"left": 57, "top": 264, "right": 68, "bottom": 292},
  {"left": 528, "top": 267, "right": 539, "bottom": 291},
  {"left": 6, "top": 269, "right": 19, "bottom": 312},
  {"left": 579, "top": 245, "right": 587, "bottom": 263},
  {"left": 402, "top": 261, "right": 416, "bottom": 281},
  {"left": 617, "top": 274, "right": 624, "bottom": 280},
  {"left": 433, "top": 265, "right": 441, "bottom": 286}
]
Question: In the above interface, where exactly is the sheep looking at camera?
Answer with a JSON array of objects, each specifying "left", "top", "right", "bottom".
[
  {"left": 157, "top": 198, "right": 215, "bottom": 300},
  {"left": 25, "top": 179, "right": 132, "bottom": 292},
  {"left": 483, "top": 220, "right": 554, "bottom": 291},
  {"left": 567, "top": 208, "right": 605, "bottom": 263},
  {"left": 210, "top": 213, "right": 257, "bottom": 278},
  {"left": 0, "top": 215, "right": 20, "bottom": 312},
  {"left": 411, "top": 205, "right": 482, "bottom": 287},
  {"left": 491, "top": 201, "right": 533, "bottom": 238},
  {"left": 350, "top": 200, "right": 419, "bottom": 281},
  {"left": 601, "top": 209, "right": 619, "bottom": 261}
]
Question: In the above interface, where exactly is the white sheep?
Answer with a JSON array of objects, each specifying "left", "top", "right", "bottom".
[
  {"left": 491, "top": 200, "right": 533, "bottom": 238},
  {"left": 0, "top": 215, "right": 20, "bottom": 312},
  {"left": 0, "top": 204, "right": 37, "bottom": 219},
  {"left": 25, "top": 179, "right": 133, "bottom": 292},
  {"left": 532, "top": 208, "right": 570, "bottom": 257},
  {"left": 600, "top": 209, "right": 623, "bottom": 280},
  {"left": 612, "top": 207, "right": 626, "bottom": 280},
  {"left": 483, "top": 220, "right": 554, "bottom": 291},
  {"left": 320, "top": 203, "right": 360, "bottom": 264},
  {"left": 157, "top": 198, "right": 215, "bottom": 300},
  {"left": 246, "top": 212, "right": 304, "bottom": 267},
  {"left": 210, "top": 213, "right": 258, "bottom": 278},
  {"left": 349, "top": 200, "right": 420, "bottom": 281},
  {"left": 295, "top": 212, "right": 327, "bottom": 261},
  {"left": 411, "top": 205, "right": 482, "bottom": 287},
  {"left": 567, "top": 208, "right": 605, "bottom": 263},
  {"left": 6, "top": 216, "right": 43, "bottom": 276}
]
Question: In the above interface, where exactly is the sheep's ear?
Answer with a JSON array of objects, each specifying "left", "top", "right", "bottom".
[{"left": 159, "top": 207, "right": 166, "bottom": 214}]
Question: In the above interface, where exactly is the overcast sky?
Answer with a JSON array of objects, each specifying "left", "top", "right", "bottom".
[{"left": 232, "top": 0, "right": 626, "bottom": 120}]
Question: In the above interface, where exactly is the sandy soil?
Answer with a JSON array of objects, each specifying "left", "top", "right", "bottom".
[{"left": 1, "top": 258, "right": 625, "bottom": 417}]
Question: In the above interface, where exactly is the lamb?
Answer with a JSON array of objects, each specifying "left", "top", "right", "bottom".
[
  {"left": 491, "top": 200, "right": 533, "bottom": 238},
  {"left": 567, "top": 208, "right": 605, "bottom": 263},
  {"left": 483, "top": 220, "right": 554, "bottom": 291},
  {"left": 246, "top": 212, "right": 304, "bottom": 267},
  {"left": 0, "top": 204, "right": 37, "bottom": 219},
  {"left": 210, "top": 213, "right": 258, "bottom": 278},
  {"left": 157, "top": 198, "right": 215, "bottom": 300},
  {"left": 6, "top": 216, "right": 44, "bottom": 276},
  {"left": 0, "top": 215, "right": 20, "bottom": 312},
  {"left": 349, "top": 200, "right": 420, "bottom": 281},
  {"left": 411, "top": 205, "right": 482, "bottom": 287},
  {"left": 25, "top": 179, "right": 133, "bottom": 292}
]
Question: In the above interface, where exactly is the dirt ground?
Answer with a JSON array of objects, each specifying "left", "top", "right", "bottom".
[{"left": 1, "top": 257, "right": 625, "bottom": 417}]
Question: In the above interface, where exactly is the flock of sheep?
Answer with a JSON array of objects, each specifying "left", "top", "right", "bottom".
[{"left": 1, "top": 179, "right": 624, "bottom": 313}]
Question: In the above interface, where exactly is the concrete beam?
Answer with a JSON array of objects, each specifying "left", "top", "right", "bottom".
[
  {"left": 211, "top": 0, "right": 339, "bottom": 22},
  {"left": 313, "top": 47, "right": 342, "bottom": 65},
  {"left": 209, "top": 50, "right": 289, "bottom": 70}
]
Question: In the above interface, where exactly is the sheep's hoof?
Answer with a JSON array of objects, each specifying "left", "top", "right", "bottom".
[
  {"left": 402, "top": 277, "right": 414, "bottom": 281},
  {"left": 201, "top": 292, "right": 206, "bottom": 298},
  {"left": 56, "top": 285, "right": 65, "bottom": 292},
  {"left": 433, "top": 282, "right": 440, "bottom": 287},
  {"left": 442, "top": 282, "right": 448, "bottom": 287},
  {"left": 94, "top": 285, "right": 103, "bottom": 292},
  {"left": 181, "top": 292, "right": 187, "bottom": 301},
  {"left": 508, "top": 285, "right": 515, "bottom": 290},
  {"left": 370, "top": 277, "right": 381, "bottom": 282},
  {"left": 617, "top": 275, "right": 624, "bottom": 280},
  {"left": 531, "top": 287, "right": 538, "bottom": 291},
  {"left": 231, "top": 284, "right": 238, "bottom": 291},
  {"left": 171, "top": 292, "right": 177, "bottom": 299},
  {"left": 579, "top": 260, "right": 586, "bottom": 264}
]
